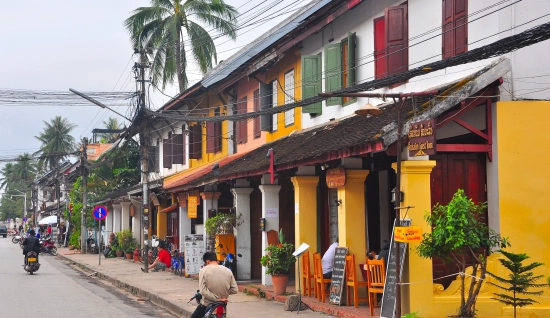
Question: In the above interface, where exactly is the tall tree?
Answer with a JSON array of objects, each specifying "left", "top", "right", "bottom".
[
  {"left": 0, "top": 163, "right": 15, "bottom": 191},
  {"left": 34, "top": 116, "right": 77, "bottom": 170},
  {"left": 124, "top": 0, "right": 238, "bottom": 93},
  {"left": 12, "top": 153, "right": 37, "bottom": 182}
]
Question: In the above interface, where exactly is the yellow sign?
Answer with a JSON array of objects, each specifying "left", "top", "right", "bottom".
[
  {"left": 394, "top": 226, "right": 422, "bottom": 242},
  {"left": 188, "top": 196, "right": 198, "bottom": 218}
]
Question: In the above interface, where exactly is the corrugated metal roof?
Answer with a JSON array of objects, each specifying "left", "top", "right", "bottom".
[{"left": 201, "top": 0, "right": 331, "bottom": 88}]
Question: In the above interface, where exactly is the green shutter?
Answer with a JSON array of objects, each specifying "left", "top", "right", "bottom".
[
  {"left": 348, "top": 32, "right": 356, "bottom": 87},
  {"left": 324, "top": 43, "right": 342, "bottom": 106},
  {"left": 301, "top": 54, "right": 322, "bottom": 114}
]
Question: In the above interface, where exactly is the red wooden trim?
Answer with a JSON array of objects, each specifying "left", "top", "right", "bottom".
[
  {"left": 453, "top": 118, "right": 489, "bottom": 141},
  {"left": 436, "top": 96, "right": 491, "bottom": 128},
  {"left": 486, "top": 99, "right": 493, "bottom": 162},
  {"left": 436, "top": 144, "right": 491, "bottom": 152},
  {"left": 160, "top": 204, "right": 178, "bottom": 213}
]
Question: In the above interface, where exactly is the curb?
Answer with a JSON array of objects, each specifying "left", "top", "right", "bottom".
[{"left": 57, "top": 254, "right": 191, "bottom": 317}]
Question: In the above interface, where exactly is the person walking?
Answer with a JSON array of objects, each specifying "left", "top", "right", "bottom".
[{"left": 190, "top": 252, "right": 238, "bottom": 318}]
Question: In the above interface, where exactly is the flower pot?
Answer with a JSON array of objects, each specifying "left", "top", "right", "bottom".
[
  {"left": 272, "top": 274, "right": 289, "bottom": 295},
  {"left": 125, "top": 253, "right": 133, "bottom": 260},
  {"left": 68, "top": 245, "right": 75, "bottom": 250},
  {"left": 116, "top": 251, "right": 124, "bottom": 257}
]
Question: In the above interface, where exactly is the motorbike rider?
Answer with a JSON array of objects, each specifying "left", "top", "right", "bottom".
[{"left": 22, "top": 229, "right": 41, "bottom": 265}]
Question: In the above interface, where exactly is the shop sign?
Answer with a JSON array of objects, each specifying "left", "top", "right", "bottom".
[
  {"left": 408, "top": 119, "right": 436, "bottom": 157},
  {"left": 130, "top": 204, "right": 135, "bottom": 217},
  {"left": 178, "top": 193, "right": 187, "bottom": 207},
  {"left": 326, "top": 167, "right": 346, "bottom": 188},
  {"left": 188, "top": 196, "right": 198, "bottom": 218},
  {"left": 394, "top": 226, "right": 422, "bottom": 242}
]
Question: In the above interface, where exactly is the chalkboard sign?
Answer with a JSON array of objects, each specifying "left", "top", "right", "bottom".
[
  {"left": 380, "top": 219, "right": 411, "bottom": 318},
  {"left": 329, "top": 247, "right": 348, "bottom": 305}
]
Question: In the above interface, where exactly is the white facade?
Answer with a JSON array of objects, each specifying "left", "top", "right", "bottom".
[{"left": 300, "top": 0, "right": 550, "bottom": 130}]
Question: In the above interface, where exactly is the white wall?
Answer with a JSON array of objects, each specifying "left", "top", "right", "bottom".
[
  {"left": 300, "top": 0, "right": 550, "bottom": 130},
  {"left": 155, "top": 124, "right": 190, "bottom": 179}
]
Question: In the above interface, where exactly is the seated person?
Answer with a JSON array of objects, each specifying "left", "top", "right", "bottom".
[
  {"left": 321, "top": 242, "right": 339, "bottom": 279},
  {"left": 142, "top": 242, "right": 171, "bottom": 272},
  {"left": 377, "top": 242, "right": 391, "bottom": 270}
]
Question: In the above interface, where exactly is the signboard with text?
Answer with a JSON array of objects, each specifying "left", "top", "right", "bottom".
[
  {"left": 394, "top": 226, "right": 422, "bottom": 242},
  {"left": 188, "top": 196, "right": 198, "bottom": 218},
  {"left": 408, "top": 119, "right": 436, "bottom": 157},
  {"left": 326, "top": 167, "right": 346, "bottom": 188},
  {"left": 329, "top": 247, "right": 348, "bottom": 305}
]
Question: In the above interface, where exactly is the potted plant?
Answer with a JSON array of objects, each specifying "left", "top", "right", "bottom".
[
  {"left": 118, "top": 229, "right": 137, "bottom": 260},
  {"left": 205, "top": 212, "right": 240, "bottom": 257},
  {"left": 110, "top": 232, "right": 123, "bottom": 257},
  {"left": 69, "top": 229, "right": 81, "bottom": 250},
  {"left": 417, "top": 189, "right": 510, "bottom": 317},
  {"left": 260, "top": 229, "right": 296, "bottom": 295}
]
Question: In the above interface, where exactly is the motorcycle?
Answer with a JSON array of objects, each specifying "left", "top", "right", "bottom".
[
  {"left": 24, "top": 251, "right": 40, "bottom": 275},
  {"left": 12, "top": 233, "right": 24, "bottom": 244},
  {"left": 87, "top": 237, "right": 99, "bottom": 254},
  {"left": 188, "top": 290, "right": 227, "bottom": 318},
  {"left": 217, "top": 243, "right": 241, "bottom": 276},
  {"left": 40, "top": 238, "right": 58, "bottom": 256}
]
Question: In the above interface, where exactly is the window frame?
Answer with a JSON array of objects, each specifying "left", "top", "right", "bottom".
[{"left": 284, "top": 69, "right": 295, "bottom": 127}]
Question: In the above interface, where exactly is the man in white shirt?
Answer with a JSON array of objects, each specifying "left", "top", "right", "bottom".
[{"left": 321, "top": 242, "right": 338, "bottom": 279}]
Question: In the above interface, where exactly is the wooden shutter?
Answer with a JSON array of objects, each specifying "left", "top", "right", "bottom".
[
  {"left": 206, "top": 121, "right": 215, "bottom": 153},
  {"left": 237, "top": 97, "right": 248, "bottom": 144},
  {"left": 148, "top": 145, "right": 159, "bottom": 173},
  {"left": 173, "top": 134, "right": 184, "bottom": 163},
  {"left": 347, "top": 32, "right": 356, "bottom": 87},
  {"left": 442, "top": 0, "right": 468, "bottom": 59},
  {"left": 272, "top": 81, "right": 278, "bottom": 131},
  {"left": 253, "top": 89, "right": 261, "bottom": 138},
  {"left": 324, "top": 43, "right": 342, "bottom": 106},
  {"left": 162, "top": 138, "right": 171, "bottom": 168},
  {"left": 214, "top": 121, "right": 221, "bottom": 153},
  {"left": 259, "top": 82, "right": 272, "bottom": 131},
  {"left": 374, "top": 16, "right": 387, "bottom": 79},
  {"left": 301, "top": 54, "right": 322, "bottom": 114},
  {"left": 182, "top": 126, "right": 187, "bottom": 165},
  {"left": 189, "top": 124, "right": 202, "bottom": 160},
  {"left": 385, "top": 4, "right": 408, "bottom": 76}
]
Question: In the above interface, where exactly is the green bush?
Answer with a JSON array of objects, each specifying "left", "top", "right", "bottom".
[
  {"left": 117, "top": 229, "right": 137, "bottom": 253},
  {"left": 70, "top": 229, "right": 81, "bottom": 249}
]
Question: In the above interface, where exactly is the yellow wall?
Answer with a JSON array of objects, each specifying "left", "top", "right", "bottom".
[{"left": 265, "top": 49, "right": 302, "bottom": 142}]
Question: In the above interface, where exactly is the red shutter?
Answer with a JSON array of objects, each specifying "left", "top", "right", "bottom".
[
  {"left": 374, "top": 16, "right": 387, "bottom": 79},
  {"left": 237, "top": 97, "right": 248, "bottom": 144},
  {"left": 442, "top": 0, "right": 467, "bottom": 59},
  {"left": 163, "top": 138, "right": 171, "bottom": 168},
  {"left": 214, "top": 122, "right": 222, "bottom": 153},
  {"left": 173, "top": 134, "right": 184, "bottom": 164},
  {"left": 206, "top": 121, "right": 215, "bottom": 153},
  {"left": 253, "top": 90, "right": 260, "bottom": 138},
  {"left": 182, "top": 126, "right": 187, "bottom": 165},
  {"left": 193, "top": 124, "right": 202, "bottom": 159},
  {"left": 385, "top": 4, "right": 408, "bottom": 76}
]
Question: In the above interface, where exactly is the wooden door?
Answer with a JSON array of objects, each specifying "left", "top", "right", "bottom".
[{"left": 430, "top": 153, "right": 487, "bottom": 287}]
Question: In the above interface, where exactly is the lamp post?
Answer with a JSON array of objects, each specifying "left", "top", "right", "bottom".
[{"left": 319, "top": 90, "right": 437, "bottom": 318}]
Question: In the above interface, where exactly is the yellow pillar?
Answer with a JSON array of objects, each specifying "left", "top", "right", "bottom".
[
  {"left": 392, "top": 160, "right": 436, "bottom": 314},
  {"left": 291, "top": 176, "right": 319, "bottom": 285},
  {"left": 337, "top": 170, "right": 369, "bottom": 279},
  {"left": 157, "top": 205, "right": 168, "bottom": 239}
]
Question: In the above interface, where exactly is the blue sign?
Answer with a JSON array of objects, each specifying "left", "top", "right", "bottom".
[
  {"left": 23, "top": 217, "right": 27, "bottom": 222},
  {"left": 93, "top": 205, "right": 108, "bottom": 221}
]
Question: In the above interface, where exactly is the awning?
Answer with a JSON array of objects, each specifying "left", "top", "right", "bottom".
[{"left": 160, "top": 204, "right": 178, "bottom": 213}]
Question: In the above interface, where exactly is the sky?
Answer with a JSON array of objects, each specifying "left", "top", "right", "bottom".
[{"left": 0, "top": 0, "right": 299, "bottom": 164}]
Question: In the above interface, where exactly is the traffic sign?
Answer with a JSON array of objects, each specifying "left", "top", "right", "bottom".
[{"left": 93, "top": 205, "right": 108, "bottom": 221}]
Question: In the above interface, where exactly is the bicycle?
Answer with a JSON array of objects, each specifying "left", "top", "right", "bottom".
[{"left": 171, "top": 249, "right": 185, "bottom": 276}]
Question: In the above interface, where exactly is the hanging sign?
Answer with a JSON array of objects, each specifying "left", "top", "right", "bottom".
[
  {"left": 188, "top": 196, "right": 198, "bottom": 218},
  {"left": 408, "top": 119, "right": 436, "bottom": 156},
  {"left": 394, "top": 226, "right": 422, "bottom": 242},
  {"left": 326, "top": 167, "right": 346, "bottom": 188}
]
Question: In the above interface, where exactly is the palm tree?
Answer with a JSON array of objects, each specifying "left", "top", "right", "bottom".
[
  {"left": 13, "top": 153, "right": 37, "bottom": 182},
  {"left": 0, "top": 163, "right": 15, "bottom": 191},
  {"left": 125, "top": 0, "right": 238, "bottom": 92},
  {"left": 34, "top": 116, "right": 77, "bottom": 170},
  {"left": 101, "top": 117, "right": 123, "bottom": 143}
]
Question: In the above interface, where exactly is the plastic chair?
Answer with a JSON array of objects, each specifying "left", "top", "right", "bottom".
[
  {"left": 300, "top": 251, "right": 314, "bottom": 297},
  {"left": 313, "top": 252, "right": 331, "bottom": 302},
  {"left": 365, "top": 258, "right": 386, "bottom": 315},
  {"left": 345, "top": 254, "right": 369, "bottom": 307}
]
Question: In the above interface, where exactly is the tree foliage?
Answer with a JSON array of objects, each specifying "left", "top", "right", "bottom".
[
  {"left": 417, "top": 189, "right": 510, "bottom": 317},
  {"left": 487, "top": 250, "right": 549, "bottom": 318},
  {"left": 34, "top": 116, "right": 77, "bottom": 170}
]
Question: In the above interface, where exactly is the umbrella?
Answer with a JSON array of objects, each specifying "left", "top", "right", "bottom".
[{"left": 38, "top": 215, "right": 57, "bottom": 225}]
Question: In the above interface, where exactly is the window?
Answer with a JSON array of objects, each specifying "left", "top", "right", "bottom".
[
  {"left": 163, "top": 132, "right": 172, "bottom": 168},
  {"left": 237, "top": 97, "right": 248, "bottom": 144},
  {"left": 206, "top": 108, "right": 222, "bottom": 153},
  {"left": 189, "top": 124, "right": 202, "bottom": 160},
  {"left": 301, "top": 54, "right": 322, "bottom": 114},
  {"left": 259, "top": 81, "right": 274, "bottom": 132},
  {"left": 324, "top": 33, "right": 356, "bottom": 106},
  {"left": 442, "top": 0, "right": 467, "bottom": 59},
  {"left": 272, "top": 80, "right": 278, "bottom": 131},
  {"left": 253, "top": 90, "right": 261, "bottom": 138},
  {"left": 148, "top": 139, "right": 159, "bottom": 173},
  {"left": 284, "top": 70, "right": 295, "bottom": 126},
  {"left": 173, "top": 133, "right": 184, "bottom": 164},
  {"left": 374, "top": 4, "right": 408, "bottom": 79}
]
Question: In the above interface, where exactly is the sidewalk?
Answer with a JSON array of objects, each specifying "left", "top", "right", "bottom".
[{"left": 57, "top": 248, "right": 379, "bottom": 318}]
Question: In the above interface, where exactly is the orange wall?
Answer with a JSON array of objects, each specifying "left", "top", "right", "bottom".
[{"left": 236, "top": 74, "right": 267, "bottom": 153}]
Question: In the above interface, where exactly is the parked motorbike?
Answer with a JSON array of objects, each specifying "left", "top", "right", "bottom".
[
  {"left": 40, "top": 238, "right": 58, "bottom": 256},
  {"left": 24, "top": 251, "right": 40, "bottom": 275},
  {"left": 217, "top": 243, "right": 241, "bottom": 276},
  {"left": 188, "top": 290, "right": 227, "bottom": 318},
  {"left": 87, "top": 237, "right": 98, "bottom": 254},
  {"left": 12, "top": 233, "right": 24, "bottom": 244}
]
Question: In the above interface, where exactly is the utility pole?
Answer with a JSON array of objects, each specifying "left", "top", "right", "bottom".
[
  {"left": 136, "top": 48, "right": 151, "bottom": 272},
  {"left": 32, "top": 183, "right": 37, "bottom": 227},
  {"left": 81, "top": 137, "right": 88, "bottom": 253}
]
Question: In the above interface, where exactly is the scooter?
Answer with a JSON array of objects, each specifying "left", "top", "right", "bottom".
[
  {"left": 217, "top": 243, "right": 241, "bottom": 276},
  {"left": 40, "top": 238, "right": 58, "bottom": 256},
  {"left": 24, "top": 251, "right": 40, "bottom": 275},
  {"left": 188, "top": 290, "right": 227, "bottom": 318}
]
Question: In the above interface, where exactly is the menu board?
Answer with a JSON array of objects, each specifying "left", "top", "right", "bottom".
[
  {"left": 380, "top": 219, "right": 412, "bottom": 318},
  {"left": 184, "top": 234, "right": 205, "bottom": 274},
  {"left": 329, "top": 247, "right": 348, "bottom": 305}
]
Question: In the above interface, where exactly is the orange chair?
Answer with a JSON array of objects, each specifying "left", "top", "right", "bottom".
[
  {"left": 300, "top": 251, "right": 314, "bottom": 297},
  {"left": 345, "top": 254, "right": 369, "bottom": 307},
  {"left": 365, "top": 258, "right": 386, "bottom": 315},
  {"left": 313, "top": 252, "right": 331, "bottom": 302}
]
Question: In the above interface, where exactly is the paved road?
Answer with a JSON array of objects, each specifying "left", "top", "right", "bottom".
[{"left": 0, "top": 236, "right": 175, "bottom": 317}]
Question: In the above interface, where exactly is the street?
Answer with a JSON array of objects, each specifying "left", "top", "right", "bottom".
[{"left": 0, "top": 237, "right": 174, "bottom": 317}]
